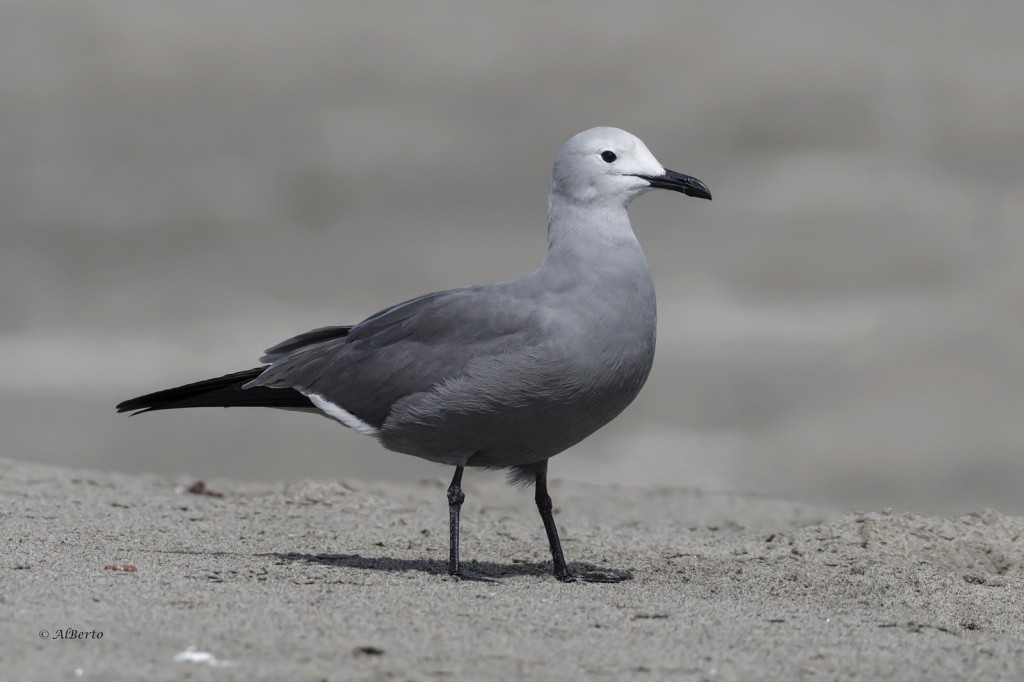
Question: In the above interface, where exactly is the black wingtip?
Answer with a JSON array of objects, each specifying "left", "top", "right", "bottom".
[
  {"left": 115, "top": 403, "right": 153, "bottom": 416},
  {"left": 114, "top": 367, "right": 277, "bottom": 415}
]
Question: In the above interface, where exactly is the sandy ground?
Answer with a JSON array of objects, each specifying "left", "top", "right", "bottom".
[{"left": 3, "top": 457, "right": 1022, "bottom": 681}]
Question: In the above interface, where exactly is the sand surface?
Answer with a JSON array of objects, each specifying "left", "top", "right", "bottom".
[{"left": 3, "top": 458, "right": 1022, "bottom": 681}]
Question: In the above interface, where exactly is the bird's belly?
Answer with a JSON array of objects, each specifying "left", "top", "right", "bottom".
[{"left": 379, "top": 329, "right": 655, "bottom": 468}]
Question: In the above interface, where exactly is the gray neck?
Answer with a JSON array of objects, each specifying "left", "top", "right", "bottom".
[
  {"left": 541, "top": 195, "right": 649, "bottom": 277},
  {"left": 535, "top": 191, "right": 658, "bottom": 381}
]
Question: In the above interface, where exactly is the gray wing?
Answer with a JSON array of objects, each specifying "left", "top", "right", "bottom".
[
  {"left": 260, "top": 325, "right": 352, "bottom": 363},
  {"left": 248, "top": 286, "right": 538, "bottom": 429}
]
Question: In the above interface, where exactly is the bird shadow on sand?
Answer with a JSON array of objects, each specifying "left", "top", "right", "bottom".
[{"left": 263, "top": 551, "right": 633, "bottom": 582}]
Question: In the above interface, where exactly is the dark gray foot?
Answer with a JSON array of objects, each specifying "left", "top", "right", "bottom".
[
  {"left": 448, "top": 571, "right": 501, "bottom": 584},
  {"left": 558, "top": 570, "right": 626, "bottom": 584}
]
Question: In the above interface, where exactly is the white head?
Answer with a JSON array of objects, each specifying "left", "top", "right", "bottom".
[{"left": 550, "top": 127, "right": 711, "bottom": 208}]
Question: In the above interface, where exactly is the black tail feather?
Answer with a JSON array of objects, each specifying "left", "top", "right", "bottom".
[{"left": 115, "top": 367, "right": 314, "bottom": 415}]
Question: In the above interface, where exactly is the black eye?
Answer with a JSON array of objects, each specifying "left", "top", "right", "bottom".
[{"left": 600, "top": 150, "right": 617, "bottom": 163}]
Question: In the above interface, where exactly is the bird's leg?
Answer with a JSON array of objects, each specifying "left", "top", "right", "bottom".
[
  {"left": 534, "top": 462, "right": 574, "bottom": 582},
  {"left": 443, "top": 466, "right": 498, "bottom": 583},
  {"left": 447, "top": 465, "right": 466, "bottom": 576},
  {"left": 535, "top": 463, "right": 624, "bottom": 583}
]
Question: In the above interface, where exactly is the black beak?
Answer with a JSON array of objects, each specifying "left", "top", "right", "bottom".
[{"left": 638, "top": 169, "right": 712, "bottom": 200}]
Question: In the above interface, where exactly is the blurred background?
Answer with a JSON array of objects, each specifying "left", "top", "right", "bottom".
[{"left": 3, "top": 1, "right": 1022, "bottom": 514}]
